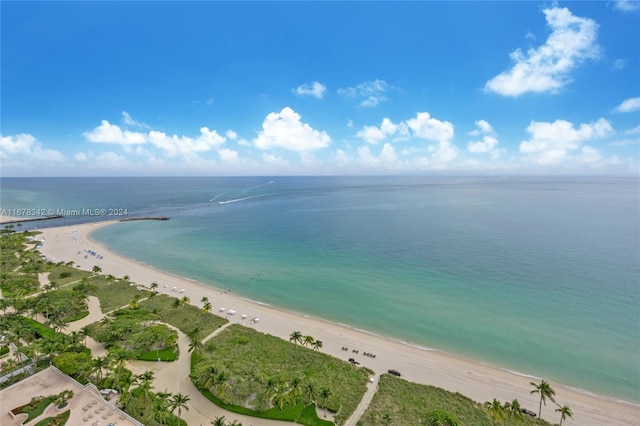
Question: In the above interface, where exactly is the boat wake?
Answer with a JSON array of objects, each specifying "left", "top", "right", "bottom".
[{"left": 218, "top": 195, "right": 265, "bottom": 205}]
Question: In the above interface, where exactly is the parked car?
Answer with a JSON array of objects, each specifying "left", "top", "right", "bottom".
[
  {"left": 348, "top": 358, "right": 360, "bottom": 365},
  {"left": 388, "top": 369, "right": 401, "bottom": 377},
  {"left": 520, "top": 408, "right": 537, "bottom": 417}
]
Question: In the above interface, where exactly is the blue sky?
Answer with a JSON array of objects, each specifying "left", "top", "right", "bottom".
[{"left": 1, "top": 1, "right": 639, "bottom": 176}]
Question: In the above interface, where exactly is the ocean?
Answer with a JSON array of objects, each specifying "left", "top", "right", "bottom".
[{"left": 1, "top": 176, "right": 638, "bottom": 403}]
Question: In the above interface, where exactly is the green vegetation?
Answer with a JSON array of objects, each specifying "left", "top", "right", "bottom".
[
  {"left": 138, "top": 346, "right": 179, "bottom": 362},
  {"left": 192, "top": 324, "right": 369, "bottom": 425},
  {"left": 139, "top": 294, "right": 228, "bottom": 336},
  {"left": 33, "top": 409, "right": 70, "bottom": 426},
  {"left": 0, "top": 231, "right": 45, "bottom": 297},
  {"left": 30, "top": 288, "right": 88, "bottom": 326},
  {"left": 86, "top": 308, "right": 178, "bottom": 360},
  {"left": 359, "top": 374, "right": 552, "bottom": 426},
  {"left": 11, "top": 395, "right": 56, "bottom": 423},
  {"left": 84, "top": 275, "right": 152, "bottom": 312},
  {"left": 47, "top": 265, "right": 92, "bottom": 285}
]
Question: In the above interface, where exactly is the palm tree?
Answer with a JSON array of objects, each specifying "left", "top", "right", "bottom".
[
  {"left": 189, "top": 339, "right": 203, "bottom": 353},
  {"left": 170, "top": 392, "right": 190, "bottom": 421},
  {"left": 197, "top": 365, "right": 218, "bottom": 389},
  {"left": 263, "top": 377, "right": 278, "bottom": 406},
  {"left": 530, "top": 380, "right": 556, "bottom": 418},
  {"left": 149, "top": 392, "right": 172, "bottom": 426},
  {"left": 303, "top": 335, "right": 315, "bottom": 348},
  {"left": 503, "top": 399, "right": 523, "bottom": 424},
  {"left": 211, "top": 416, "right": 227, "bottom": 426},
  {"left": 135, "top": 370, "right": 155, "bottom": 405},
  {"left": 555, "top": 404, "right": 573, "bottom": 425},
  {"left": 289, "top": 331, "right": 303, "bottom": 346},
  {"left": 202, "top": 301, "right": 212, "bottom": 315},
  {"left": 312, "top": 339, "right": 323, "bottom": 351},
  {"left": 288, "top": 377, "right": 302, "bottom": 403},
  {"left": 200, "top": 296, "right": 209, "bottom": 304},
  {"left": 215, "top": 370, "right": 229, "bottom": 399},
  {"left": 273, "top": 383, "right": 290, "bottom": 409},
  {"left": 303, "top": 381, "right": 317, "bottom": 405},
  {"left": 382, "top": 413, "right": 392, "bottom": 425},
  {"left": 484, "top": 398, "right": 504, "bottom": 426},
  {"left": 92, "top": 265, "right": 102, "bottom": 275},
  {"left": 180, "top": 295, "right": 190, "bottom": 306},
  {"left": 150, "top": 282, "right": 159, "bottom": 292},
  {"left": 319, "top": 387, "right": 332, "bottom": 418}
]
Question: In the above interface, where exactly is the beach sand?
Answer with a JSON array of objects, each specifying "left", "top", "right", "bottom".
[{"left": 35, "top": 221, "right": 639, "bottom": 425}]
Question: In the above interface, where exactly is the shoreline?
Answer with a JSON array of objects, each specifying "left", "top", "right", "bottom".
[{"left": 34, "top": 221, "right": 640, "bottom": 425}]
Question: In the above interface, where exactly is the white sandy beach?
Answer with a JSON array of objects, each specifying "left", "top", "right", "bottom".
[{"left": 35, "top": 221, "right": 640, "bottom": 426}]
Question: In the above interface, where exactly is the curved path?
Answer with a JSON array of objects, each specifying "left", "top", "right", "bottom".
[{"left": 126, "top": 322, "right": 293, "bottom": 426}]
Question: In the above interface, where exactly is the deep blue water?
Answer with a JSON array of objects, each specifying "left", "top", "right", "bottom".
[{"left": 1, "top": 176, "right": 638, "bottom": 402}]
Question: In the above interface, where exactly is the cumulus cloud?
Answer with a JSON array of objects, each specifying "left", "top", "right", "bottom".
[
  {"left": 83, "top": 120, "right": 227, "bottom": 157},
  {"left": 0, "top": 133, "right": 65, "bottom": 162},
  {"left": 253, "top": 107, "right": 331, "bottom": 152},
  {"left": 147, "top": 127, "right": 226, "bottom": 157},
  {"left": 614, "top": 0, "right": 639, "bottom": 12},
  {"left": 467, "top": 119, "right": 503, "bottom": 158},
  {"left": 613, "top": 97, "right": 640, "bottom": 113},
  {"left": 338, "top": 79, "right": 390, "bottom": 107},
  {"left": 293, "top": 81, "right": 327, "bottom": 99},
  {"left": 519, "top": 118, "right": 613, "bottom": 165},
  {"left": 485, "top": 6, "right": 600, "bottom": 96},
  {"left": 406, "top": 112, "right": 454, "bottom": 142},
  {"left": 356, "top": 118, "right": 408, "bottom": 144},
  {"left": 84, "top": 120, "right": 146, "bottom": 145},
  {"left": 354, "top": 112, "right": 457, "bottom": 164}
]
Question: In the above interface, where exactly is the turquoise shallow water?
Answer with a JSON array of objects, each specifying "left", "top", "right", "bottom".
[{"left": 1, "top": 176, "right": 639, "bottom": 402}]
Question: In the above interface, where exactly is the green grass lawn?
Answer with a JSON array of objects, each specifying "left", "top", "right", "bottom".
[
  {"left": 192, "top": 324, "right": 370, "bottom": 425},
  {"left": 359, "top": 374, "right": 552, "bottom": 426},
  {"left": 33, "top": 409, "right": 70, "bottom": 426},
  {"left": 138, "top": 346, "right": 178, "bottom": 362},
  {"left": 12, "top": 396, "right": 56, "bottom": 423}
]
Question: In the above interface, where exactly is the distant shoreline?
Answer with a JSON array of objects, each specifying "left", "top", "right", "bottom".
[{"left": 33, "top": 220, "right": 640, "bottom": 426}]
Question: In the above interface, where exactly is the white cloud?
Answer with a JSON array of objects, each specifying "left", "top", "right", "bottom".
[
  {"left": 121, "top": 111, "right": 150, "bottom": 129},
  {"left": 613, "top": 97, "right": 640, "bottom": 113},
  {"left": 468, "top": 136, "right": 499, "bottom": 154},
  {"left": 0, "top": 133, "right": 65, "bottom": 162},
  {"left": 293, "top": 81, "right": 327, "bottom": 99},
  {"left": 147, "top": 127, "right": 226, "bottom": 157},
  {"left": 406, "top": 112, "right": 454, "bottom": 142},
  {"left": 485, "top": 6, "right": 600, "bottom": 96},
  {"left": 625, "top": 125, "right": 640, "bottom": 135},
  {"left": 614, "top": 0, "right": 639, "bottom": 12},
  {"left": 519, "top": 118, "right": 613, "bottom": 165},
  {"left": 467, "top": 120, "right": 503, "bottom": 158},
  {"left": 254, "top": 107, "right": 331, "bottom": 152},
  {"left": 338, "top": 80, "right": 390, "bottom": 107},
  {"left": 225, "top": 130, "right": 238, "bottom": 140},
  {"left": 356, "top": 118, "right": 408, "bottom": 144},
  {"left": 84, "top": 119, "right": 227, "bottom": 157},
  {"left": 84, "top": 120, "right": 146, "bottom": 145},
  {"left": 354, "top": 112, "right": 457, "bottom": 165},
  {"left": 469, "top": 119, "right": 494, "bottom": 136},
  {"left": 218, "top": 148, "right": 239, "bottom": 163}
]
